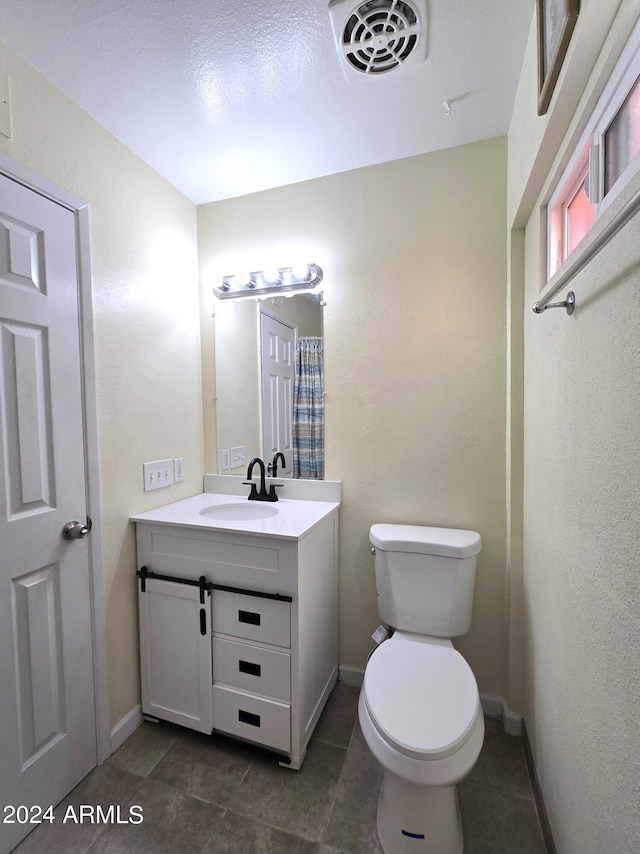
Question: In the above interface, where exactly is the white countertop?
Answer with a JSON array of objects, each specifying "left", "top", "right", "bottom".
[{"left": 130, "top": 492, "right": 340, "bottom": 540}]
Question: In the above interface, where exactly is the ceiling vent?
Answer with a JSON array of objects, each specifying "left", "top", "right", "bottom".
[{"left": 329, "top": 0, "right": 427, "bottom": 79}]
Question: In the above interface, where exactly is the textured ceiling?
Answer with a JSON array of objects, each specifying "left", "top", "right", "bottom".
[{"left": 0, "top": 0, "right": 535, "bottom": 203}]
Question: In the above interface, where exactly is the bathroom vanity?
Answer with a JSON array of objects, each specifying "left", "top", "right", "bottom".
[{"left": 131, "top": 477, "right": 340, "bottom": 770}]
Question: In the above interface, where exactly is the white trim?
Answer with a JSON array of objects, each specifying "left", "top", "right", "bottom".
[
  {"left": 595, "top": 33, "right": 640, "bottom": 216},
  {"left": 479, "top": 693, "right": 522, "bottom": 736},
  {"left": 0, "top": 152, "right": 111, "bottom": 763},
  {"left": 593, "top": 16, "right": 640, "bottom": 136},
  {"left": 339, "top": 665, "right": 365, "bottom": 687},
  {"left": 339, "top": 666, "right": 523, "bottom": 736},
  {"left": 477, "top": 693, "right": 503, "bottom": 718},
  {"left": 258, "top": 301, "right": 297, "bottom": 329},
  {"left": 503, "top": 711, "right": 523, "bottom": 737},
  {"left": 111, "top": 705, "right": 144, "bottom": 753}
]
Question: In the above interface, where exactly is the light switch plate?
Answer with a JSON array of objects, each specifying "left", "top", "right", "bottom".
[
  {"left": 143, "top": 459, "right": 174, "bottom": 491},
  {"left": 230, "top": 446, "right": 245, "bottom": 468}
]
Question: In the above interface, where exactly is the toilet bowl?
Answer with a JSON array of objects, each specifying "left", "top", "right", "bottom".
[
  {"left": 359, "top": 632, "right": 484, "bottom": 854},
  {"left": 361, "top": 523, "right": 484, "bottom": 854}
]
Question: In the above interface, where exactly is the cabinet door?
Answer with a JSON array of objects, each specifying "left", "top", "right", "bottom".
[{"left": 138, "top": 577, "right": 212, "bottom": 734}]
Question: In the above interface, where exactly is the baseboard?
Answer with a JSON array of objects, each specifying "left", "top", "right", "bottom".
[
  {"left": 338, "top": 667, "right": 522, "bottom": 736},
  {"left": 521, "top": 722, "right": 558, "bottom": 854},
  {"left": 479, "top": 692, "right": 522, "bottom": 736},
  {"left": 110, "top": 704, "right": 144, "bottom": 753},
  {"left": 338, "top": 665, "right": 364, "bottom": 687}
]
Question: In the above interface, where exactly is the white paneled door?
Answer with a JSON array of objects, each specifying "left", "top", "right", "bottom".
[
  {"left": 260, "top": 309, "right": 294, "bottom": 478},
  {"left": 0, "top": 174, "right": 97, "bottom": 853}
]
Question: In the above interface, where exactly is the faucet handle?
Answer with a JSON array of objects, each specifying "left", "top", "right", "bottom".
[
  {"left": 267, "top": 483, "right": 283, "bottom": 502},
  {"left": 243, "top": 481, "right": 260, "bottom": 501}
]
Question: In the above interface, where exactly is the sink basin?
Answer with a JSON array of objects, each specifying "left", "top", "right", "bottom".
[{"left": 199, "top": 503, "right": 279, "bottom": 521}]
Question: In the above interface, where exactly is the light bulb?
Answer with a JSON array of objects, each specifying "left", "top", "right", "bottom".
[
  {"left": 292, "top": 264, "right": 310, "bottom": 282},
  {"left": 263, "top": 268, "right": 281, "bottom": 284},
  {"left": 234, "top": 271, "right": 252, "bottom": 287}
]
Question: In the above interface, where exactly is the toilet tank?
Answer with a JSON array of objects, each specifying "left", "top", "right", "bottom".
[{"left": 369, "top": 524, "right": 482, "bottom": 637}]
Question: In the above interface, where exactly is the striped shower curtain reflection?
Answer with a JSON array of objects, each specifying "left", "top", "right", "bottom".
[{"left": 292, "top": 336, "right": 324, "bottom": 479}]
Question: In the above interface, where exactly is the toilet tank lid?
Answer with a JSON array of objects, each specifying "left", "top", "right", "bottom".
[{"left": 370, "top": 524, "right": 482, "bottom": 558}]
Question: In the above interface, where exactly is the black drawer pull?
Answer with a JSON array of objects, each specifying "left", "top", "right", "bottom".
[
  {"left": 238, "top": 609, "right": 261, "bottom": 626},
  {"left": 238, "top": 709, "right": 261, "bottom": 727},
  {"left": 199, "top": 608, "right": 207, "bottom": 635},
  {"left": 239, "top": 660, "right": 261, "bottom": 677}
]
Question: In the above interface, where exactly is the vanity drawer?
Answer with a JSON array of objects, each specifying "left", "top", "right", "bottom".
[
  {"left": 213, "top": 637, "right": 291, "bottom": 700},
  {"left": 213, "top": 591, "right": 290, "bottom": 648},
  {"left": 212, "top": 685, "right": 290, "bottom": 753}
]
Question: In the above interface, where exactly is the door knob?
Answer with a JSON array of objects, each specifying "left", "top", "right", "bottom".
[{"left": 62, "top": 520, "right": 90, "bottom": 540}]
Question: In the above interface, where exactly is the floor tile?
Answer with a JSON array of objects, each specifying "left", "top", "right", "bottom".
[
  {"left": 312, "top": 682, "right": 360, "bottom": 749},
  {"left": 348, "top": 719, "right": 370, "bottom": 754},
  {"left": 466, "top": 716, "right": 534, "bottom": 800},
  {"left": 226, "top": 739, "right": 347, "bottom": 842},
  {"left": 201, "top": 809, "right": 320, "bottom": 853},
  {"left": 88, "top": 778, "right": 223, "bottom": 853},
  {"left": 323, "top": 744, "right": 384, "bottom": 853},
  {"left": 107, "top": 720, "right": 179, "bottom": 778},
  {"left": 458, "top": 782, "right": 547, "bottom": 854},
  {"left": 148, "top": 728, "right": 254, "bottom": 807},
  {"left": 13, "top": 764, "right": 141, "bottom": 854}
]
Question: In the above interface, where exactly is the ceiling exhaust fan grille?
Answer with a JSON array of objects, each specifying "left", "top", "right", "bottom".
[{"left": 340, "top": 0, "right": 422, "bottom": 75}]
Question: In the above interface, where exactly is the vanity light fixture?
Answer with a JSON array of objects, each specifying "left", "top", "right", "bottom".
[{"left": 214, "top": 263, "right": 323, "bottom": 300}]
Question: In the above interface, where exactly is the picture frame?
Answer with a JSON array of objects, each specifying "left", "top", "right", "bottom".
[{"left": 537, "top": 0, "right": 580, "bottom": 116}]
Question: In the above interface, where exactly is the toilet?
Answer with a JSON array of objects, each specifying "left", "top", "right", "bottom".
[{"left": 359, "top": 523, "right": 484, "bottom": 854}]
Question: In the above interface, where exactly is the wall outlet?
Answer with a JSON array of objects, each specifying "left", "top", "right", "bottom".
[
  {"left": 173, "top": 457, "right": 185, "bottom": 483},
  {"left": 143, "top": 459, "right": 174, "bottom": 491},
  {"left": 221, "top": 449, "right": 230, "bottom": 471},
  {"left": 230, "top": 445, "right": 245, "bottom": 468}
]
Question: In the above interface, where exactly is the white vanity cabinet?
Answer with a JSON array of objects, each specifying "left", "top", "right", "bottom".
[{"left": 134, "top": 497, "right": 339, "bottom": 770}]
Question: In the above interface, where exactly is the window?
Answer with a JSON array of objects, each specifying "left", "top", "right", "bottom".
[
  {"left": 545, "top": 20, "right": 640, "bottom": 283},
  {"left": 604, "top": 73, "right": 640, "bottom": 194},
  {"left": 548, "top": 148, "right": 595, "bottom": 279}
]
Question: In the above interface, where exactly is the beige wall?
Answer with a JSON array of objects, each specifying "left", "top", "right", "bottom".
[
  {"left": 0, "top": 45, "right": 203, "bottom": 729},
  {"left": 509, "top": 1, "right": 640, "bottom": 851},
  {"left": 199, "top": 139, "right": 509, "bottom": 695}
]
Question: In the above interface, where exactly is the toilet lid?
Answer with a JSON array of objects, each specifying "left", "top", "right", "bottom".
[{"left": 363, "top": 638, "right": 480, "bottom": 759}]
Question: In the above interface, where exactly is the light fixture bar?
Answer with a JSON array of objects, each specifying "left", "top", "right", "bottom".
[{"left": 214, "top": 263, "right": 323, "bottom": 300}]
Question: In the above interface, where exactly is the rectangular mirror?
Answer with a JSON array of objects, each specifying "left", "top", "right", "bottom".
[{"left": 214, "top": 292, "right": 324, "bottom": 479}]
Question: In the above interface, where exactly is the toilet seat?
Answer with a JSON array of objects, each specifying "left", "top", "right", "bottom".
[{"left": 363, "top": 635, "right": 480, "bottom": 761}]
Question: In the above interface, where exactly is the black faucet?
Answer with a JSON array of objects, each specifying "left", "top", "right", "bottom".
[
  {"left": 244, "top": 458, "right": 267, "bottom": 500},
  {"left": 268, "top": 452, "right": 286, "bottom": 478},
  {"left": 244, "top": 458, "right": 282, "bottom": 502}
]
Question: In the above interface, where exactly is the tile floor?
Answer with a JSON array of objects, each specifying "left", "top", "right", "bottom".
[{"left": 14, "top": 683, "right": 546, "bottom": 853}]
